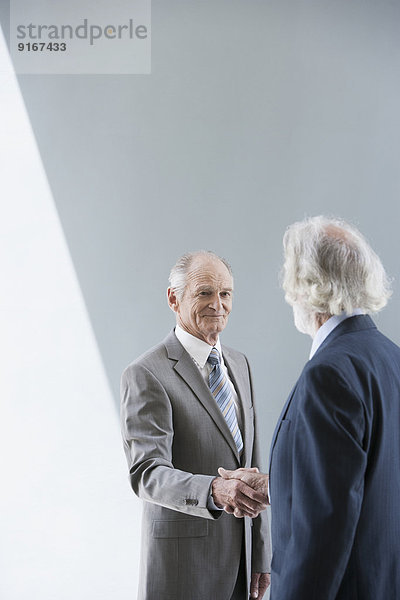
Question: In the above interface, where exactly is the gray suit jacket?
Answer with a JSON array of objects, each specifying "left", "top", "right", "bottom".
[{"left": 121, "top": 330, "right": 271, "bottom": 600}]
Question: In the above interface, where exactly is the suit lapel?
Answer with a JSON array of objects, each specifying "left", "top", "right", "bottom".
[
  {"left": 268, "top": 381, "right": 298, "bottom": 473},
  {"left": 164, "top": 331, "right": 240, "bottom": 462},
  {"left": 222, "top": 347, "right": 252, "bottom": 466}
]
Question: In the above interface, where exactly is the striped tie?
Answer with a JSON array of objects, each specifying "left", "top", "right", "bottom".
[{"left": 208, "top": 347, "right": 243, "bottom": 454}]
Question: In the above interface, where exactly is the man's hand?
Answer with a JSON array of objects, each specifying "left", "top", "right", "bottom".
[
  {"left": 211, "top": 476, "right": 268, "bottom": 518},
  {"left": 250, "top": 572, "right": 270, "bottom": 599},
  {"left": 218, "top": 467, "right": 269, "bottom": 501},
  {"left": 217, "top": 467, "right": 269, "bottom": 517}
]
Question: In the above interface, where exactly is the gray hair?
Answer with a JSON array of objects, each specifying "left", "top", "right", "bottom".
[
  {"left": 169, "top": 250, "right": 233, "bottom": 300},
  {"left": 282, "top": 215, "right": 392, "bottom": 315}
]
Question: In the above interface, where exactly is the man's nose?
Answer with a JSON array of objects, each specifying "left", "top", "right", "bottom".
[{"left": 208, "top": 294, "right": 223, "bottom": 311}]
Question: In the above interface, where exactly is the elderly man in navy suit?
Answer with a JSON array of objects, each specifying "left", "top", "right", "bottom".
[{"left": 220, "top": 216, "right": 400, "bottom": 600}]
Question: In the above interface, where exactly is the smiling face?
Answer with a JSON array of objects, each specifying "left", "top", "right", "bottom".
[{"left": 167, "top": 255, "right": 233, "bottom": 346}]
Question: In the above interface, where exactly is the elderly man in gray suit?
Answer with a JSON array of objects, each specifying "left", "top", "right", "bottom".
[{"left": 121, "top": 250, "right": 271, "bottom": 600}]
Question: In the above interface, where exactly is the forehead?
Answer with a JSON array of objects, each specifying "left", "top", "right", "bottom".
[{"left": 187, "top": 257, "right": 233, "bottom": 288}]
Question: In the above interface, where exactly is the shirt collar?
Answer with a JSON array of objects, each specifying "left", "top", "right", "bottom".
[
  {"left": 175, "top": 324, "right": 222, "bottom": 368},
  {"left": 309, "top": 309, "right": 364, "bottom": 359}
]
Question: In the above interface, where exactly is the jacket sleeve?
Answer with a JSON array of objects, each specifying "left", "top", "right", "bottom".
[
  {"left": 246, "top": 358, "right": 272, "bottom": 573},
  {"left": 120, "top": 362, "right": 220, "bottom": 520},
  {"left": 272, "top": 363, "right": 367, "bottom": 600}
]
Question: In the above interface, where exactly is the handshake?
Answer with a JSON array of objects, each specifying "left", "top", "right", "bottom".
[{"left": 212, "top": 467, "right": 269, "bottom": 518}]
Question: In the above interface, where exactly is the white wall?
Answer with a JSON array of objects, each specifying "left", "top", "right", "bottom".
[{"left": 0, "top": 27, "right": 141, "bottom": 600}]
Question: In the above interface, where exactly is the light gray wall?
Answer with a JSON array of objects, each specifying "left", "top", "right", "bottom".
[{"left": 4, "top": 0, "right": 400, "bottom": 457}]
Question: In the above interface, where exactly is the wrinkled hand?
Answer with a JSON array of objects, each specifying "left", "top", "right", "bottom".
[
  {"left": 211, "top": 475, "right": 268, "bottom": 518},
  {"left": 218, "top": 467, "right": 269, "bottom": 517},
  {"left": 250, "top": 572, "right": 270, "bottom": 599}
]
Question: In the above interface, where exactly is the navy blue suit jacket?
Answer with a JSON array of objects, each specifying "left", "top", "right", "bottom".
[{"left": 269, "top": 315, "right": 400, "bottom": 600}]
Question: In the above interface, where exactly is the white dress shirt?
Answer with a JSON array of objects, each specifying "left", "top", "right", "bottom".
[
  {"left": 309, "top": 309, "right": 365, "bottom": 359},
  {"left": 174, "top": 324, "right": 243, "bottom": 431}
]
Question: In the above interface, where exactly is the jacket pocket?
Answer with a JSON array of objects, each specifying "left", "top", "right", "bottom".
[{"left": 152, "top": 519, "right": 209, "bottom": 538}]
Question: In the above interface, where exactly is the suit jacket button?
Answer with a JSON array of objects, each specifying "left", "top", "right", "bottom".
[{"left": 185, "top": 498, "right": 199, "bottom": 506}]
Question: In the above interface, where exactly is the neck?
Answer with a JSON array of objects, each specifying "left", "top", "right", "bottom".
[
  {"left": 316, "top": 313, "right": 331, "bottom": 329},
  {"left": 204, "top": 332, "right": 219, "bottom": 346},
  {"left": 310, "top": 313, "right": 331, "bottom": 339}
]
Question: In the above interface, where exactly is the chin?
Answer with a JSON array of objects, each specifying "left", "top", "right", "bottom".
[{"left": 202, "top": 317, "right": 226, "bottom": 330}]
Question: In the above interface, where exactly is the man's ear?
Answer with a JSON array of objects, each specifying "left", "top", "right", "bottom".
[{"left": 167, "top": 287, "right": 179, "bottom": 313}]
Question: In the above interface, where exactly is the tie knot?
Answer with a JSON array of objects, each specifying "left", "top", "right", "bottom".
[{"left": 207, "top": 347, "right": 220, "bottom": 366}]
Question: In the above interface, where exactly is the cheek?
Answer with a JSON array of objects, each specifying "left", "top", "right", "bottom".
[
  {"left": 224, "top": 301, "right": 232, "bottom": 314},
  {"left": 179, "top": 302, "right": 194, "bottom": 320},
  {"left": 192, "top": 301, "right": 204, "bottom": 317},
  {"left": 194, "top": 300, "right": 208, "bottom": 314}
]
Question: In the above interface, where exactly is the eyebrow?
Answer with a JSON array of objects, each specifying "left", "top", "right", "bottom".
[{"left": 195, "top": 285, "right": 233, "bottom": 292}]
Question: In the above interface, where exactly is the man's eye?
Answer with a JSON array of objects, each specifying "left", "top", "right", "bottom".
[{"left": 221, "top": 292, "right": 231, "bottom": 297}]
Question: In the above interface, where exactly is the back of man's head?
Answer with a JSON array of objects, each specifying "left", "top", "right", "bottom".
[{"left": 282, "top": 215, "right": 392, "bottom": 315}]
